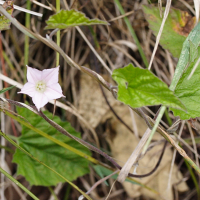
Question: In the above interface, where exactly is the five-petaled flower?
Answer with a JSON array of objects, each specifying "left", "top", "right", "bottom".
[{"left": 18, "top": 66, "right": 65, "bottom": 110}]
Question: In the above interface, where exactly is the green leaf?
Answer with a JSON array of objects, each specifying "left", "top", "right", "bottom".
[
  {"left": 189, "top": 40, "right": 198, "bottom": 62},
  {"left": 45, "top": 9, "right": 108, "bottom": 30},
  {"left": 112, "top": 64, "right": 186, "bottom": 110},
  {"left": 0, "top": 85, "right": 15, "bottom": 94},
  {"left": 171, "top": 47, "right": 200, "bottom": 120},
  {"left": 13, "top": 107, "right": 91, "bottom": 186},
  {"left": 0, "top": 1, "right": 14, "bottom": 31},
  {"left": 143, "top": 5, "right": 195, "bottom": 58}
]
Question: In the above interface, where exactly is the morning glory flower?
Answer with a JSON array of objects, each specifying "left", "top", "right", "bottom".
[{"left": 18, "top": 66, "right": 65, "bottom": 110}]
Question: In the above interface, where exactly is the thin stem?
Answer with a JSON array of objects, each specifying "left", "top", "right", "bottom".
[
  {"left": 184, "top": 159, "right": 200, "bottom": 199},
  {"left": 114, "top": 0, "right": 149, "bottom": 68},
  {"left": 0, "top": 166, "right": 39, "bottom": 200},
  {"left": 142, "top": 106, "right": 166, "bottom": 153},
  {"left": 148, "top": 0, "right": 171, "bottom": 70},
  {"left": 48, "top": 187, "right": 59, "bottom": 200},
  {"left": 56, "top": 0, "right": 60, "bottom": 67},
  {"left": 164, "top": 109, "right": 172, "bottom": 126},
  {"left": 79, "top": 170, "right": 119, "bottom": 200},
  {"left": 24, "top": 0, "right": 30, "bottom": 82},
  {"left": 49, "top": 28, "right": 59, "bottom": 39},
  {"left": 167, "top": 121, "right": 185, "bottom": 190}
]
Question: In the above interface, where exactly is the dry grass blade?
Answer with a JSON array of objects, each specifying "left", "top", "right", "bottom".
[
  {"left": 0, "top": 0, "right": 43, "bottom": 16},
  {"left": 193, "top": 0, "right": 200, "bottom": 24},
  {"left": 117, "top": 128, "right": 152, "bottom": 183},
  {"left": 109, "top": 10, "right": 135, "bottom": 22},
  {"left": 78, "top": 170, "right": 119, "bottom": 200},
  {"left": 167, "top": 121, "right": 185, "bottom": 190},
  {"left": 187, "top": 122, "right": 200, "bottom": 168},
  {"left": 148, "top": 0, "right": 172, "bottom": 70},
  {"left": 30, "top": 0, "right": 52, "bottom": 10},
  {"left": 76, "top": 27, "right": 112, "bottom": 74},
  {"left": 179, "top": 0, "right": 196, "bottom": 15}
]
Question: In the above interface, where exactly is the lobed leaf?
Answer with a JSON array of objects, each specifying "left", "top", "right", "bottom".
[
  {"left": 143, "top": 5, "right": 195, "bottom": 58},
  {"left": 112, "top": 64, "right": 186, "bottom": 110},
  {"left": 45, "top": 9, "right": 108, "bottom": 30},
  {"left": 13, "top": 107, "right": 91, "bottom": 186}
]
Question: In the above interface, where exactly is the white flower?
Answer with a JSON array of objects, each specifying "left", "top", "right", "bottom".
[{"left": 18, "top": 66, "right": 65, "bottom": 110}]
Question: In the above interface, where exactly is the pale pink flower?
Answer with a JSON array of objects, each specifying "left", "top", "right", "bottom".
[{"left": 18, "top": 66, "right": 65, "bottom": 110}]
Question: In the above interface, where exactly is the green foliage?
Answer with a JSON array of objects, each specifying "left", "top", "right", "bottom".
[
  {"left": 13, "top": 107, "right": 91, "bottom": 186},
  {"left": 168, "top": 22, "right": 200, "bottom": 120},
  {"left": 0, "top": 1, "right": 14, "bottom": 31},
  {"left": 143, "top": 5, "right": 195, "bottom": 58},
  {"left": 171, "top": 47, "right": 200, "bottom": 119},
  {"left": 45, "top": 9, "right": 108, "bottom": 30},
  {"left": 112, "top": 64, "right": 186, "bottom": 110},
  {"left": 189, "top": 40, "right": 198, "bottom": 62},
  {"left": 0, "top": 85, "right": 15, "bottom": 94}
]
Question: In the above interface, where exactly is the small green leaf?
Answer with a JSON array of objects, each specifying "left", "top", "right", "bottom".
[
  {"left": 171, "top": 47, "right": 200, "bottom": 120},
  {"left": 143, "top": 5, "right": 195, "bottom": 58},
  {"left": 45, "top": 9, "right": 108, "bottom": 30},
  {"left": 13, "top": 107, "right": 91, "bottom": 186},
  {"left": 0, "top": 1, "right": 14, "bottom": 31},
  {"left": 112, "top": 64, "right": 186, "bottom": 110},
  {"left": 0, "top": 85, "right": 15, "bottom": 94}
]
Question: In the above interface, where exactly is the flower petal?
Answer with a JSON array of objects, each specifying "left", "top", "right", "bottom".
[
  {"left": 32, "top": 92, "right": 49, "bottom": 110},
  {"left": 18, "top": 82, "right": 35, "bottom": 97},
  {"left": 42, "top": 66, "right": 59, "bottom": 86},
  {"left": 44, "top": 83, "right": 65, "bottom": 100},
  {"left": 27, "top": 66, "right": 42, "bottom": 84}
]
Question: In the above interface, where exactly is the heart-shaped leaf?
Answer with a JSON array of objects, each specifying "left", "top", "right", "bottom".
[
  {"left": 112, "top": 64, "right": 186, "bottom": 110},
  {"left": 13, "top": 107, "right": 91, "bottom": 186}
]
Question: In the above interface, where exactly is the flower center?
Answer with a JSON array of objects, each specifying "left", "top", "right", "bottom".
[{"left": 35, "top": 81, "right": 46, "bottom": 93}]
